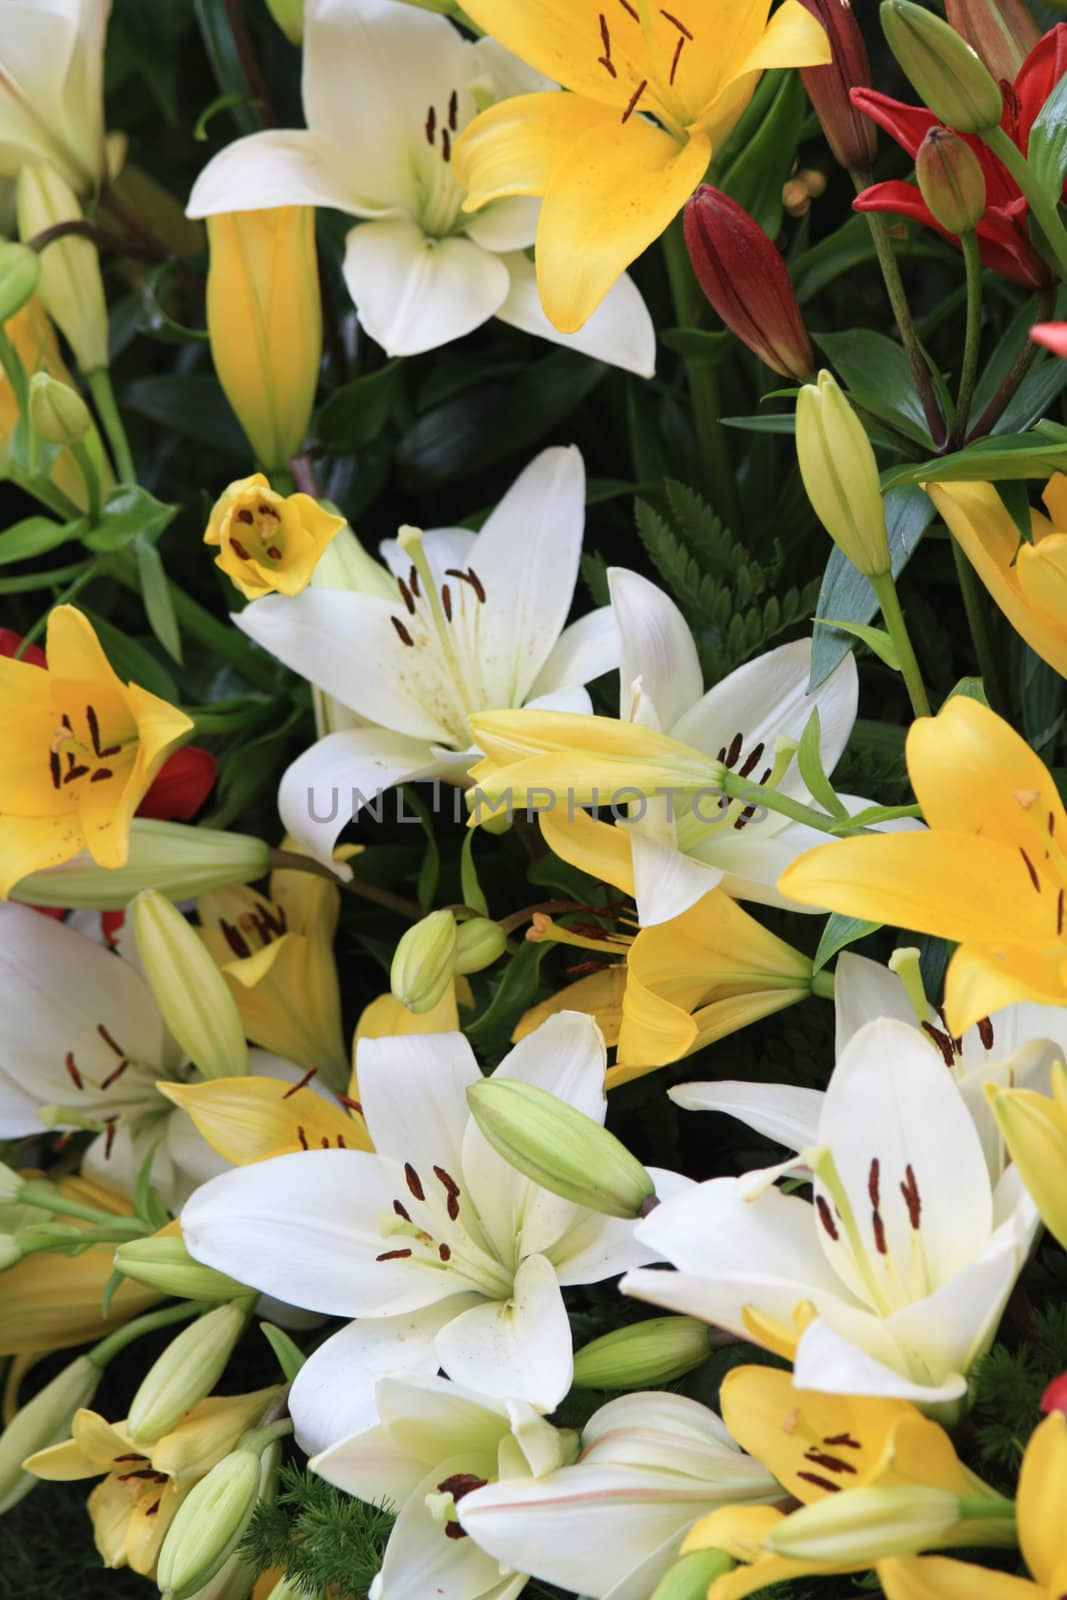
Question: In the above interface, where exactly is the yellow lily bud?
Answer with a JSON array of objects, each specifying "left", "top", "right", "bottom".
[
  {"left": 205, "top": 472, "right": 345, "bottom": 600},
  {"left": 11, "top": 819, "right": 271, "bottom": 909},
  {"left": 466, "top": 1078, "right": 655, "bottom": 1218},
  {"left": 28, "top": 369, "right": 92, "bottom": 446},
  {"left": 453, "top": 916, "right": 507, "bottom": 975},
  {"left": 881, "top": 0, "right": 1003, "bottom": 132},
  {"left": 988, "top": 1061, "right": 1067, "bottom": 1250},
  {"left": 0, "top": 1353, "right": 101, "bottom": 1514},
  {"left": 766, "top": 1483, "right": 1014, "bottom": 1562},
  {"left": 131, "top": 890, "right": 248, "bottom": 1081},
  {"left": 206, "top": 207, "right": 321, "bottom": 470},
  {"left": 572, "top": 1316, "right": 711, "bottom": 1390},
  {"left": 16, "top": 162, "right": 109, "bottom": 373},
  {"left": 156, "top": 1437, "right": 278, "bottom": 1600},
  {"left": 0, "top": 241, "right": 40, "bottom": 321},
  {"left": 128, "top": 1303, "right": 250, "bottom": 1443},
  {"left": 264, "top": 0, "right": 304, "bottom": 42},
  {"left": 796, "top": 370, "right": 890, "bottom": 576},
  {"left": 390, "top": 909, "right": 458, "bottom": 1013},
  {"left": 114, "top": 1234, "right": 251, "bottom": 1302}
]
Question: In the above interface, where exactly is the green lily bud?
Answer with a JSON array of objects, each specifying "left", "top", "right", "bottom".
[
  {"left": 453, "top": 916, "right": 507, "bottom": 976},
  {"left": 466, "top": 1078, "right": 655, "bottom": 1218},
  {"left": 572, "top": 1316, "right": 711, "bottom": 1390},
  {"left": 916, "top": 127, "right": 987, "bottom": 235},
  {"left": 17, "top": 162, "right": 109, "bottom": 373},
  {"left": 766, "top": 1485, "right": 1013, "bottom": 1562},
  {"left": 881, "top": 0, "right": 1002, "bottom": 133},
  {"left": 390, "top": 908, "right": 457, "bottom": 1013},
  {"left": 131, "top": 891, "right": 247, "bottom": 1081},
  {"left": 11, "top": 820, "right": 271, "bottom": 909},
  {"left": 0, "top": 1164, "right": 24, "bottom": 1205},
  {"left": 0, "top": 241, "right": 41, "bottom": 322},
  {"left": 128, "top": 1302, "right": 249, "bottom": 1443},
  {"left": 0, "top": 1236, "right": 23, "bottom": 1270},
  {"left": 28, "top": 370, "right": 92, "bottom": 446},
  {"left": 158, "top": 1436, "right": 281, "bottom": 1600},
  {"left": 264, "top": 0, "right": 303, "bottom": 42},
  {"left": 650, "top": 1550, "right": 737, "bottom": 1600},
  {"left": 0, "top": 1354, "right": 101, "bottom": 1514},
  {"left": 796, "top": 370, "right": 890, "bottom": 576},
  {"left": 114, "top": 1235, "right": 250, "bottom": 1302}
]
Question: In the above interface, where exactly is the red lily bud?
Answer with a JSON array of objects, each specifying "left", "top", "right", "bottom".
[
  {"left": 0, "top": 628, "right": 46, "bottom": 668},
  {"left": 945, "top": 0, "right": 1039, "bottom": 88},
  {"left": 916, "top": 126, "right": 987, "bottom": 232},
  {"left": 683, "top": 187, "right": 815, "bottom": 382},
  {"left": 136, "top": 746, "right": 218, "bottom": 821},
  {"left": 797, "top": 0, "right": 879, "bottom": 173}
]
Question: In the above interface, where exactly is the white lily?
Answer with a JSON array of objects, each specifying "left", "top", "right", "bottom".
[
  {"left": 623, "top": 1016, "right": 1040, "bottom": 1415},
  {"left": 181, "top": 1013, "right": 688, "bottom": 1453},
  {"left": 0, "top": 0, "right": 110, "bottom": 192},
  {"left": 0, "top": 901, "right": 304, "bottom": 1208},
  {"left": 535, "top": 567, "right": 864, "bottom": 926},
  {"left": 313, "top": 1371, "right": 578, "bottom": 1600},
  {"left": 457, "top": 1390, "right": 779, "bottom": 1600},
  {"left": 672, "top": 951, "right": 1067, "bottom": 1195},
  {"left": 186, "top": 0, "right": 654, "bottom": 373},
  {"left": 238, "top": 446, "right": 620, "bottom": 869}
]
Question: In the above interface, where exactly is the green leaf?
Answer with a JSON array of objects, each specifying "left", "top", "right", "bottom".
[
  {"left": 816, "top": 616, "right": 901, "bottom": 670},
  {"left": 400, "top": 785, "right": 439, "bottom": 912},
  {"left": 132, "top": 1137, "right": 170, "bottom": 1232},
  {"left": 721, "top": 412, "right": 798, "bottom": 434},
  {"left": 135, "top": 539, "right": 183, "bottom": 664},
  {"left": 947, "top": 675, "right": 991, "bottom": 706},
  {"left": 1027, "top": 70, "right": 1067, "bottom": 196},
  {"left": 993, "top": 479, "right": 1034, "bottom": 545},
  {"left": 99, "top": 1267, "right": 125, "bottom": 1320},
  {"left": 813, "top": 912, "right": 881, "bottom": 972},
  {"left": 461, "top": 831, "right": 489, "bottom": 918},
  {"left": 123, "top": 374, "right": 248, "bottom": 455},
  {"left": 792, "top": 214, "right": 952, "bottom": 304},
  {"left": 134, "top": 262, "right": 210, "bottom": 345},
  {"left": 0, "top": 516, "right": 82, "bottom": 565},
  {"left": 260, "top": 1323, "right": 307, "bottom": 1381},
  {"left": 810, "top": 486, "right": 934, "bottom": 688},
  {"left": 193, "top": 0, "right": 264, "bottom": 134},
  {"left": 796, "top": 707, "right": 850, "bottom": 820},
  {"left": 465, "top": 940, "right": 552, "bottom": 1058},
  {"left": 1020, "top": 643, "right": 1065, "bottom": 754},
  {"left": 80, "top": 608, "right": 180, "bottom": 703},
  {"left": 84, "top": 485, "right": 178, "bottom": 552},
  {"left": 659, "top": 328, "right": 730, "bottom": 362},
  {"left": 815, "top": 329, "right": 931, "bottom": 445},
  {"left": 882, "top": 430, "right": 1067, "bottom": 490},
  {"left": 315, "top": 359, "right": 404, "bottom": 451},
  {"left": 715, "top": 68, "right": 806, "bottom": 237}
]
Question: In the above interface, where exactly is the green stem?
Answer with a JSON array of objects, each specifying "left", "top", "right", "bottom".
[
  {"left": 870, "top": 570, "right": 932, "bottom": 719},
  {"left": 15, "top": 560, "right": 103, "bottom": 656},
  {"left": 69, "top": 438, "right": 102, "bottom": 525},
  {"left": 89, "top": 1300, "right": 213, "bottom": 1369},
  {"left": 5, "top": 465, "right": 84, "bottom": 521},
  {"left": 719, "top": 768, "right": 923, "bottom": 836},
  {"left": 268, "top": 846, "right": 423, "bottom": 924},
  {"left": 951, "top": 538, "right": 1007, "bottom": 711},
  {"left": 18, "top": 1179, "right": 148, "bottom": 1230},
  {"left": 661, "top": 219, "right": 744, "bottom": 534},
  {"left": 0, "top": 323, "right": 29, "bottom": 416},
  {"left": 86, "top": 367, "right": 136, "bottom": 483},
  {"left": 965, "top": 284, "right": 1056, "bottom": 443},
  {"left": 0, "top": 558, "right": 92, "bottom": 594},
  {"left": 859, "top": 207, "right": 946, "bottom": 447},
  {"left": 811, "top": 970, "right": 836, "bottom": 999},
  {"left": 981, "top": 125, "right": 1067, "bottom": 280},
  {"left": 950, "top": 231, "right": 984, "bottom": 451}
]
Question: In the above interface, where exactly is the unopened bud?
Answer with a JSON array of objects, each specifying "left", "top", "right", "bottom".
[
  {"left": 1041, "top": 1373, "right": 1067, "bottom": 1416},
  {"left": 466, "top": 1078, "right": 655, "bottom": 1218},
  {"left": 767, "top": 1485, "right": 974, "bottom": 1561},
  {"left": 156, "top": 1444, "right": 265, "bottom": 1600},
  {"left": 453, "top": 917, "right": 507, "bottom": 976},
  {"left": 916, "top": 127, "right": 987, "bottom": 233},
  {"left": 684, "top": 187, "right": 815, "bottom": 382},
  {"left": 0, "top": 1354, "right": 101, "bottom": 1514},
  {"left": 650, "top": 1550, "right": 737, "bottom": 1600},
  {"left": 0, "top": 241, "right": 41, "bottom": 322},
  {"left": 17, "top": 162, "right": 109, "bottom": 372},
  {"left": 264, "top": 0, "right": 304, "bottom": 41},
  {"left": 114, "top": 1234, "right": 250, "bottom": 1302},
  {"left": 945, "top": 0, "right": 1039, "bottom": 86},
  {"left": 797, "top": 0, "right": 878, "bottom": 172},
  {"left": 391, "top": 909, "right": 457, "bottom": 1013},
  {"left": 132, "top": 891, "right": 247, "bottom": 1081},
  {"left": 0, "top": 1164, "right": 24, "bottom": 1205},
  {"left": 0, "top": 1235, "right": 24, "bottom": 1270},
  {"left": 128, "top": 1303, "right": 249, "bottom": 1442},
  {"left": 28, "top": 371, "right": 92, "bottom": 446},
  {"left": 11, "top": 820, "right": 271, "bottom": 909},
  {"left": 881, "top": 0, "right": 1003, "bottom": 132},
  {"left": 796, "top": 370, "right": 890, "bottom": 576},
  {"left": 572, "top": 1316, "right": 711, "bottom": 1389}
]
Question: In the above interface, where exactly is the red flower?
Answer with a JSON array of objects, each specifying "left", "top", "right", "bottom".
[
  {"left": 851, "top": 22, "right": 1067, "bottom": 288},
  {"left": 0, "top": 626, "right": 47, "bottom": 668},
  {"left": 1041, "top": 1373, "right": 1067, "bottom": 1416},
  {"left": 135, "top": 744, "right": 218, "bottom": 821}
]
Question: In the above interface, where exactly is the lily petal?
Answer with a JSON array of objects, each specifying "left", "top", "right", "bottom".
[
  {"left": 277, "top": 728, "right": 438, "bottom": 867},
  {"left": 433, "top": 1252, "right": 573, "bottom": 1409},
  {"left": 496, "top": 252, "right": 656, "bottom": 378},
  {"left": 343, "top": 218, "right": 510, "bottom": 355}
]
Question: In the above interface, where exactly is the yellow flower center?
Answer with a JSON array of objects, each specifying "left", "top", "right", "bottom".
[
  {"left": 47, "top": 702, "right": 131, "bottom": 795},
  {"left": 216, "top": 897, "right": 288, "bottom": 959},
  {"left": 225, "top": 496, "right": 288, "bottom": 568},
  {"left": 387, "top": 526, "right": 492, "bottom": 748}
]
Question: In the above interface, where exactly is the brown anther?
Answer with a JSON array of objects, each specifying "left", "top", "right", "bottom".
[
  {"left": 283, "top": 1067, "right": 318, "bottom": 1099},
  {"left": 441, "top": 583, "right": 453, "bottom": 622},
  {"left": 144, "top": 1498, "right": 162, "bottom": 1517},
  {"left": 297, "top": 1125, "right": 309, "bottom": 1150},
  {"left": 815, "top": 1195, "right": 839, "bottom": 1240},
  {"left": 409, "top": 564, "right": 420, "bottom": 597},
  {"left": 398, "top": 576, "right": 417, "bottom": 615},
  {"left": 444, "top": 1522, "right": 467, "bottom": 1540},
  {"left": 921, "top": 1021, "right": 956, "bottom": 1069},
  {"left": 445, "top": 568, "right": 487, "bottom": 602},
  {"left": 448, "top": 89, "right": 459, "bottom": 130},
  {"left": 733, "top": 803, "right": 757, "bottom": 831},
  {"left": 803, "top": 1448, "right": 857, "bottom": 1475},
  {"left": 621, "top": 78, "right": 647, "bottom": 122},
  {"left": 1059, "top": 889, "right": 1065, "bottom": 937},
  {"left": 977, "top": 1016, "right": 995, "bottom": 1051},
  {"left": 660, "top": 8, "right": 693, "bottom": 36},
  {"left": 438, "top": 1243, "right": 452, "bottom": 1261},
  {"left": 220, "top": 918, "right": 252, "bottom": 960},
  {"left": 103, "top": 1118, "right": 117, "bottom": 1158},
  {"left": 393, "top": 1199, "right": 412, "bottom": 1222},
  {"left": 441, "top": 127, "right": 451, "bottom": 162},
  {"left": 65, "top": 1051, "right": 84, "bottom": 1091},
  {"left": 266, "top": 544, "right": 283, "bottom": 560},
  {"left": 900, "top": 1163, "right": 921, "bottom": 1229},
  {"left": 49, "top": 750, "right": 61, "bottom": 789},
  {"left": 437, "top": 1473, "right": 488, "bottom": 1501},
  {"left": 1019, "top": 846, "right": 1041, "bottom": 891},
  {"left": 797, "top": 1471, "right": 842, "bottom": 1493},
  {"left": 100, "top": 1059, "right": 130, "bottom": 1090},
  {"left": 668, "top": 33, "right": 684, "bottom": 83},
  {"left": 85, "top": 703, "right": 119, "bottom": 759},
  {"left": 724, "top": 732, "right": 743, "bottom": 769},
  {"left": 63, "top": 764, "right": 90, "bottom": 784},
  {"left": 618, "top": 0, "right": 639, "bottom": 17},
  {"left": 338, "top": 1093, "right": 363, "bottom": 1113},
  {"left": 867, "top": 1158, "right": 881, "bottom": 1208},
  {"left": 391, "top": 616, "right": 416, "bottom": 647},
  {"left": 337, "top": 1134, "right": 347, "bottom": 1147},
  {"left": 257, "top": 504, "right": 279, "bottom": 519},
  {"left": 112, "top": 1453, "right": 149, "bottom": 1463},
  {"left": 230, "top": 538, "right": 251, "bottom": 561},
  {"left": 320, "top": 1136, "right": 330, "bottom": 1148},
  {"left": 823, "top": 1433, "right": 861, "bottom": 1449},
  {"left": 90, "top": 768, "right": 112, "bottom": 782},
  {"left": 405, "top": 1162, "right": 426, "bottom": 1201},
  {"left": 376, "top": 1248, "right": 413, "bottom": 1261},
  {"left": 425, "top": 105, "right": 436, "bottom": 144},
  {"left": 236, "top": 509, "right": 254, "bottom": 525},
  {"left": 738, "top": 741, "right": 765, "bottom": 779},
  {"left": 97, "top": 1024, "right": 124, "bottom": 1056},
  {"left": 598, "top": 12, "right": 617, "bottom": 74}
]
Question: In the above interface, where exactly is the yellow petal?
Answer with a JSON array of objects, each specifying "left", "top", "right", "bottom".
[
  {"left": 0, "top": 1246, "right": 160, "bottom": 1357},
  {"left": 868, "top": 1413, "right": 988, "bottom": 1499},
  {"left": 695, "top": 0, "right": 830, "bottom": 141},
  {"left": 0, "top": 812, "right": 86, "bottom": 899},
  {"left": 540, "top": 807, "right": 636, "bottom": 898},
  {"left": 944, "top": 942, "right": 1067, "bottom": 1034},
  {"left": 517, "top": 964, "right": 626, "bottom": 1047},
  {"left": 685, "top": 1505, "right": 857, "bottom": 1600},
  {"left": 989, "top": 1086, "right": 1067, "bottom": 1251},
  {"left": 1017, "top": 534, "right": 1067, "bottom": 658},
  {"left": 457, "top": 2, "right": 644, "bottom": 105},
  {"left": 455, "top": 92, "right": 620, "bottom": 206},
  {"left": 1017, "top": 1413, "right": 1067, "bottom": 1586},
  {"left": 353, "top": 982, "right": 460, "bottom": 1048},
  {"left": 24, "top": 1435, "right": 103, "bottom": 1481},
  {"left": 878, "top": 1554, "right": 1040, "bottom": 1600},
  {"left": 88, "top": 1472, "right": 143, "bottom": 1568},
  {"left": 152, "top": 1387, "right": 279, "bottom": 1481},
  {"left": 124, "top": 1477, "right": 183, "bottom": 1575},
  {"left": 157, "top": 1076, "right": 369, "bottom": 1164},
  {"left": 1042, "top": 471, "right": 1067, "bottom": 528}
]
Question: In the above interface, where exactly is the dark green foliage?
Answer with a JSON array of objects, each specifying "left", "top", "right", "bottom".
[
  {"left": 240, "top": 1462, "right": 394, "bottom": 1599},
  {"left": 972, "top": 1300, "right": 1067, "bottom": 1483}
]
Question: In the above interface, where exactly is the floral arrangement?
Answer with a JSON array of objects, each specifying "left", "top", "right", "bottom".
[{"left": 3, "top": 1, "right": 1067, "bottom": 1598}]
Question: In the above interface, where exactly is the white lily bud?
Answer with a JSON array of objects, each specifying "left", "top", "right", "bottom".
[
  {"left": 0, "top": 1354, "right": 102, "bottom": 1514},
  {"left": 11, "top": 821, "right": 271, "bottom": 908},
  {"left": 466, "top": 1078, "right": 655, "bottom": 1218},
  {"left": 127, "top": 1303, "right": 249, "bottom": 1443},
  {"left": 114, "top": 1235, "right": 250, "bottom": 1302},
  {"left": 17, "top": 162, "right": 109, "bottom": 373},
  {"left": 132, "top": 891, "right": 247, "bottom": 1081},
  {"left": 572, "top": 1316, "right": 711, "bottom": 1389},
  {"left": 390, "top": 909, "right": 457, "bottom": 1013},
  {"left": 157, "top": 1438, "right": 280, "bottom": 1600}
]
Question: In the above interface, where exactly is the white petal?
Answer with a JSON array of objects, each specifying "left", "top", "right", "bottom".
[
  {"left": 669, "top": 1080, "right": 824, "bottom": 1153},
  {"left": 468, "top": 446, "right": 587, "bottom": 708},
  {"left": 181, "top": 1150, "right": 461, "bottom": 1317},
  {"left": 311, "top": 1420, "right": 428, "bottom": 1509},
  {"left": 464, "top": 197, "right": 539, "bottom": 251},
  {"left": 278, "top": 729, "right": 439, "bottom": 866},
  {"left": 692, "top": 817, "right": 842, "bottom": 914},
  {"left": 343, "top": 219, "right": 509, "bottom": 355},
  {"left": 833, "top": 954, "right": 916, "bottom": 1058},
  {"left": 373, "top": 1457, "right": 515, "bottom": 1600},
  {"left": 608, "top": 569, "right": 702, "bottom": 730},
  {"left": 528, "top": 607, "right": 620, "bottom": 699},
  {"left": 493, "top": 1011, "right": 607, "bottom": 1119},
  {"left": 187, "top": 129, "right": 397, "bottom": 218},
  {"left": 631, "top": 831, "right": 724, "bottom": 926},
  {"left": 495, "top": 253, "right": 656, "bottom": 379},
  {"left": 793, "top": 1317, "right": 968, "bottom": 1406},
  {"left": 358, "top": 1031, "right": 481, "bottom": 1180},
  {"left": 434, "top": 1254, "right": 572, "bottom": 1410},
  {"left": 381, "top": 527, "right": 477, "bottom": 582}
]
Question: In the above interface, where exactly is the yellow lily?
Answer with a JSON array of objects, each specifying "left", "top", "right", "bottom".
[
  {"left": 879, "top": 1411, "right": 1067, "bottom": 1600},
  {"left": 204, "top": 472, "right": 345, "bottom": 601},
  {"left": 780, "top": 694, "right": 1067, "bottom": 1033},
  {"left": 988, "top": 1060, "right": 1067, "bottom": 1251},
  {"left": 0, "top": 605, "right": 192, "bottom": 898},
  {"left": 685, "top": 1365, "right": 1013, "bottom": 1599},
  {"left": 25, "top": 1385, "right": 278, "bottom": 1575},
  {"left": 452, "top": 0, "right": 829, "bottom": 330},
  {"left": 157, "top": 1073, "right": 369, "bottom": 1165},
  {"left": 928, "top": 477, "right": 1067, "bottom": 679},
  {"left": 197, "top": 848, "right": 348, "bottom": 1089}
]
